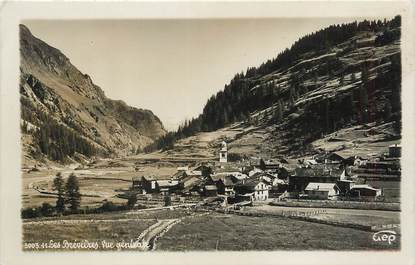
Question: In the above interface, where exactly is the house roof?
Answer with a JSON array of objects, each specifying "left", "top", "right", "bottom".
[
  {"left": 314, "top": 152, "right": 345, "bottom": 162},
  {"left": 305, "top": 159, "right": 318, "bottom": 165},
  {"left": 237, "top": 176, "right": 271, "bottom": 188},
  {"left": 172, "top": 170, "right": 188, "bottom": 180},
  {"left": 186, "top": 170, "right": 203, "bottom": 176},
  {"left": 204, "top": 185, "right": 218, "bottom": 191},
  {"left": 220, "top": 176, "right": 237, "bottom": 186},
  {"left": 293, "top": 167, "right": 343, "bottom": 178},
  {"left": 132, "top": 176, "right": 142, "bottom": 181},
  {"left": 305, "top": 182, "right": 338, "bottom": 191},
  {"left": 181, "top": 175, "right": 202, "bottom": 188},
  {"left": 215, "top": 166, "right": 241, "bottom": 174},
  {"left": 251, "top": 172, "right": 278, "bottom": 179},
  {"left": 156, "top": 180, "right": 179, "bottom": 187},
  {"left": 132, "top": 176, "right": 157, "bottom": 181},
  {"left": 210, "top": 175, "right": 238, "bottom": 185},
  {"left": 351, "top": 184, "right": 380, "bottom": 191}
]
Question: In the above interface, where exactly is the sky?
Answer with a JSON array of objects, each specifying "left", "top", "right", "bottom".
[{"left": 25, "top": 18, "right": 385, "bottom": 131}]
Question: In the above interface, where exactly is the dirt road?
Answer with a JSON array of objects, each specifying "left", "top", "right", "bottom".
[{"left": 137, "top": 219, "right": 180, "bottom": 250}]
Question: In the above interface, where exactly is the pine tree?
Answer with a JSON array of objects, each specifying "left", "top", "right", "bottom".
[
  {"left": 53, "top": 172, "right": 65, "bottom": 213},
  {"left": 259, "top": 159, "right": 266, "bottom": 171},
  {"left": 65, "top": 173, "right": 81, "bottom": 212}
]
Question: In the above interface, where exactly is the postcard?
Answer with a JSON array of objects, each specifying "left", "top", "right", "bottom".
[{"left": 0, "top": 1, "right": 414, "bottom": 265}]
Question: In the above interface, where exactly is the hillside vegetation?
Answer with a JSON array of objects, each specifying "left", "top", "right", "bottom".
[
  {"left": 145, "top": 16, "right": 401, "bottom": 157},
  {"left": 20, "top": 25, "right": 167, "bottom": 166}
]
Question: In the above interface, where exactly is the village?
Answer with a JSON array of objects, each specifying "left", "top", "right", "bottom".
[{"left": 127, "top": 141, "right": 401, "bottom": 209}]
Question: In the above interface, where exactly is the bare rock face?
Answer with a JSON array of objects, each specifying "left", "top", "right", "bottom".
[{"left": 19, "top": 24, "right": 166, "bottom": 165}]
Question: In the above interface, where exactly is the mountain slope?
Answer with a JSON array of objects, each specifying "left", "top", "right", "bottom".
[
  {"left": 20, "top": 24, "right": 166, "bottom": 166},
  {"left": 146, "top": 16, "right": 401, "bottom": 159}
]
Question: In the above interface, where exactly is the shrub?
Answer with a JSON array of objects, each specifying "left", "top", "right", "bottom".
[
  {"left": 164, "top": 195, "right": 172, "bottom": 207},
  {"left": 40, "top": 202, "right": 54, "bottom": 217},
  {"left": 127, "top": 193, "right": 138, "bottom": 209},
  {"left": 21, "top": 207, "right": 42, "bottom": 219}
]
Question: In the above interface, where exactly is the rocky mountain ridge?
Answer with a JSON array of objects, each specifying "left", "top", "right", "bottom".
[{"left": 20, "top": 24, "right": 166, "bottom": 166}]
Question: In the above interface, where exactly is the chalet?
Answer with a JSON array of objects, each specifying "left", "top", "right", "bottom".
[
  {"left": 263, "top": 160, "right": 280, "bottom": 172},
  {"left": 234, "top": 177, "right": 271, "bottom": 201},
  {"left": 132, "top": 176, "right": 179, "bottom": 194},
  {"left": 251, "top": 172, "right": 284, "bottom": 187},
  {"left": 177, "top": 166, "right": 189, "bottom": 172},
  {"left": 349, "top": 184, "right": 382, "bottom": 198},
  {"left": 203, "top": 185, "right": 218, "bottom": 197},
  {"left": 248, "top": 168, "right": 263, "bottom": 177},
  {"left": 171, "top": 170, "right": 188, "bottom": 181},
  {"left": 156, "top": 179, "right": 179, "bottom": 195},
  {"left": 304, "top": 159, "right": 318, "bottom": 167},
  {"left": 179, "top": 174, "right": 202, "bottom": 195},
  {"left": 269, "top": 183, "right": 289, "bottom": 198},
  {"left": 344, "top": 156, "right": 368, "bottom": 166},
  {"left": 193, "top": 164, "right": 211, "bottom": 173},
  {"left": 389, "top": 144, "right": 401, "bottom": 158},
  {"left": 133, "top": 176, "right": 159, "bottom": 194},
  {"left": 213, "top": 165, "right": 247, "bottom": 181},
  {"left": 132, "top": 176, "right": 142, "bottom": 190},
  {"left": 352, "top": 160, "right": 401, "bottom": 180},
  {"left": 304, "top": 182, "right": 340, "bottom": 200},
  {"left": 186, "top": 169, "right": 203, "bottom": 178},
  {"left": 216, "top": 175, "right": 238, "bottom": 195},
  {"left": 314, "top": 152, "right": 345, "bottom": 164},
  {"left": 288, "top": 166, "right": 343, "bottom": 193}
]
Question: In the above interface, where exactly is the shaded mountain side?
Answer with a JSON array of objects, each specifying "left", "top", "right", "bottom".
[
  {"left": 145, "top": 16, "right": 401, "bottom": 158},
  {"left": 19, "top": 24, "right": 166, "bottom": 166}
]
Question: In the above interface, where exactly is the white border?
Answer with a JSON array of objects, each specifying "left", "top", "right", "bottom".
[{"left": 1, "top": 1, "right": 414, "bottom": 265}]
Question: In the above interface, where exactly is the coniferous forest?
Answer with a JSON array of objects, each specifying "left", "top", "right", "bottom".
[
  {"left": 21, "top": 95, "right": 97, "bottom": 162},
  {"left": 144, "top": 16, "right": 401, "bottom": 153}
]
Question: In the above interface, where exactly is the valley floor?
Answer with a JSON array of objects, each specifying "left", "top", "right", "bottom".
[{"left": 22, "top": 206, "right": 400, "bottom": 251}]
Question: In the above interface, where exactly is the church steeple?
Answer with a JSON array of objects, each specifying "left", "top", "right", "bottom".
[{"left": 219, "top": 141, "right": 228, "bottom": 163}]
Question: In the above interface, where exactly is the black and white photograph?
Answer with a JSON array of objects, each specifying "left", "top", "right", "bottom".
[{"left": 0, "top": 1, "right": 414, "bottom": 265}]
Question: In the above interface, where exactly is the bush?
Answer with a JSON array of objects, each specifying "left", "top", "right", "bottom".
[
  {"left": 40, "top": 202, "right": 54, "bottom": 217},
  {"left": 164, "top": 195, "right": 172, "bottom": 207},
  {"left": 127, "top": 193, "right": 138, "bottom": 209},
  {"left": 21, "top": 207, "right": 42, "bottom": 219},
  {"left": 100, "top": 201, "right": 118, "bottom": 212}
]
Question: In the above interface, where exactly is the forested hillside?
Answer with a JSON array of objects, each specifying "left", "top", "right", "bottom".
[
  {"left": 145, "top": 16, "right": 401, "bottom": 155},
  {"left": 20, "top": 25, "right": 166, "bottom": 165}
]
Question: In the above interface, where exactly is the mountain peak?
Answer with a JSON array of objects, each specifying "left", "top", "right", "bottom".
[{"left": 20, "top": 25, "right": 166, "bottom": 165}]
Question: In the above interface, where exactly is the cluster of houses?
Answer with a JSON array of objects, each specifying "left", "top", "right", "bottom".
[{"left": 131, "top": 141, "right": 401, "bottom": 204}]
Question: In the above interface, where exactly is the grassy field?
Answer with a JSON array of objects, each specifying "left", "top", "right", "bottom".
[
  {"left": 22, "top": 209, "right": 195, "bottom": 251},
  {"left": 249, "top": 205, "right": 400, "bottom": 227},
  {"left": 22, "top": 208, "right": 400, "bottom": 251},
  {"left": 21, "top": 160, "right": 178, "bottom": 208},
  {"left": 157, "top": 213, "right": 400, "bottom": 251},
  {"left": 23, "top": 219, "right": 157, "bottom": 251}
]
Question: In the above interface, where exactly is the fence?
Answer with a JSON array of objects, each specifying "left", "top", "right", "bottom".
[
  {"left": 215, "top": 208, "right": 386, "bottom": 232},
  {"left": 216, "top": 208, "right": 327, "bottom": 219},
  {"left": 271, "top": 199, "right": 400, "bottom": 211}
]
